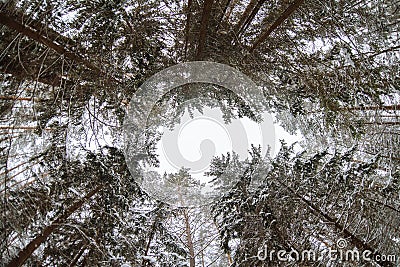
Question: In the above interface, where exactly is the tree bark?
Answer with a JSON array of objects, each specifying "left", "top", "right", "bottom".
[
  {"left": 274, "top": 178, "right": 394, "bottom": 267},
  {"left": 0, "top": 126, "right": 55, "bottom": 131},
  {"left": 8, "top": 10, "right": 77, "bottom": 48},
  {"left": 68, "top": 243, "right": 87, "bottom": 267},
  {"left": 0, "top": 152, "right": 43, "bottom": 177},
  {"left": 0, "top": 95, "right": 44, "bottom": 102},
  {"left": 142, "top": 204, "right": 164, "bottom": 266},
  {"left": 184, "top": 0, "right": 193, "bottom": 60},
  {"left": 338, "top": 104, "right": 400, "bottom": 112},
  {"left": 363, "top": 121, "right": 400, "bottom": 126},
  {"left": 217, "top": 0, "right": 232, "bottom": 28},
  {"left": 237, "top": 0, "right": 266, "bottom": 35},
  {"left": 0, "top": 55, "right": 70, "bottom": 87},
  {"left": 7, "top": 185, "right": 103, "bottom": 267},
  {"left": 183, "top": 209, "right": 195, "bottom": 267},
  {"left": 234, "top": 0, "right": 258, "bottom": 34},
  {"left": 196, "top": 0, "right": 214, "bottom": 60},
  {"left": 221, "top": 0, "right": 239, "bottom": 26},
  {"left": 0, "top": 11, "right": 103, "bottom": 76},
  {"left": 249, "top": 0, "right": 305, "bottom": 53}
]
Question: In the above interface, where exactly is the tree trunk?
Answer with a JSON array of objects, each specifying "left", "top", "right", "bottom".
[
  {"left": 237, "top": 0, "right": 266, "bottom": 36},
  {"left": 142, "top": 204, "right": 164, "bottom": 266},
  {"left": 0, "top": 55, "right": 69, "bottom": 87},
  {"left": 196, "top": 0, "right": 214, "bottom": 60},
  {"left": 0, "top": 126, "right": 54, "bottom": 131},
  {"left": 0, "top": 153, "right": 43, "bottom": 177},
  {"left": 184, "top": 0, "right": 193, "bottom": 60},
  {"left": 0, "top": 95, "right": 43, "bottom": 102},
  {"left": 68, "top": 243, "right": 87, "bottom": 267},
  {"left": 216, "top": 0, "right": 232, "bottom": 28},
  {"left": 234, "top": 0, "right": 258, "bottom": 34},
  {"left": 7, "top": 185, "right": 103, "bottom": 267},
  {"left": 7, "top": 9, "right": 77, "bottom": 48},
  {"left": 274, "top": 178, "right": 394, "bottom": 267},
  {"left": 221, "top": 0, "right": 239, "bottom": 26},
  {"left": 249, "top": 0, "right": 304, "bottom": 53},
  {"left": 0, "top": 11, "right": 103, "bottom": 77},
  {"left": 363, "top": 121, "right": 400, "bottom": 126},
  {"left": 183, "top": 208, "right": 195, "bottom": 267},
  {"left": 337, "top": 104, "right": 400, "bottom": 112}
]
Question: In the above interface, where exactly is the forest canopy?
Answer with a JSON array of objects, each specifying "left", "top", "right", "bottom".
[{"left": 0, "top": 0, "right": 399, "bottom": 266}]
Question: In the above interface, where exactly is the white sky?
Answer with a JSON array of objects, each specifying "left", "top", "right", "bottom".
[{"left": 156, "top": 107, "right": 303, "bottom": 179}]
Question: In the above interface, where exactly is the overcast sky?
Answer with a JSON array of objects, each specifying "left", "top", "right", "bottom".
[{"left": 156, "top": 107, "right": 303, "bottom": 180}]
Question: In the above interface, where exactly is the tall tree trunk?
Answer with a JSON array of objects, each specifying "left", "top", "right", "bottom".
[
  {"left": 362, "top": 196, "right": 400, "bottom": 214},
  {"left": 216, "top": 0, "right": 232, "bottom": 28},
  {"left": 0, "top": 55, "right": 70, "bottom": 87},
  {"left": 221, "top": 0, "right": 239, "bottom": 25},
  {"left": 237, "top": 0, "right": 266, "bottom": 36},
  {"left": 184, "top": 0, "right": 193, "bottom": 60},
  {"left": 142, "top": 204, "right": 164, "bottom": 266},
  {"left": 68, "top": 243, "right": 87, "bottom": 267},
  {"left": 7, "top": 9, "right": 77, "bottom": 48},
  {"left": 0, "top": 11, "right": 104, "bottom": 77},
  {"left": 363, "top": 121, "right": 400, "bottom": 126},
  {"left": 0, "top": 95, "right": 44, "bottom": 102},
  {"left": 274, "top": 178, "right": 394, "bottom": 267},
  {"left": 234, "top": 0, "right": 258, "bottom": 34},
  {"left": 249, "top": 0, "right": 305, "bottom": 53},
  {"left": 0, "top": 153, "right": 43, "bottom": 177},
  {"left": 183, "top": 208, "right": 195, "bottom": 267},
  {"left": 337, "top": 104, "right": 400, "bottom": 112},
  {"left": 196, "top": 0, "right": 214, "bottom": 60},
  {"left": 0, "top": 126, "right": 54, "bottom": 131},
  {"left": 7, "top": 185, "right": 103, "bottom": 267}
]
